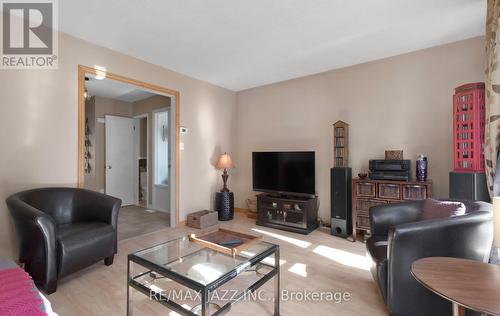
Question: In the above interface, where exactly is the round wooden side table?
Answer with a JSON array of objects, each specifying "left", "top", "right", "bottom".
[{"left": 411, "top": 257, "right": 500, "bottom": 316}]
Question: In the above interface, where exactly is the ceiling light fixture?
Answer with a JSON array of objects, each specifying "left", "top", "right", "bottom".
[{"left": 94, "top": 65, "right": 107, "bottom": 80}]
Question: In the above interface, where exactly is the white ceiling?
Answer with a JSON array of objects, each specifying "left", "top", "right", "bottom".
[
  {"left": 61, "top": 0, "right": 486, "bottom": 91},
  {"left": 86, "top": 75, "right": 157, "bottom": 102}
]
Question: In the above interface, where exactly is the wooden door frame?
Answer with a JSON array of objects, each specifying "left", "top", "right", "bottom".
[{"left": 77, "top": 64, "right": 180, "bottom": 226}]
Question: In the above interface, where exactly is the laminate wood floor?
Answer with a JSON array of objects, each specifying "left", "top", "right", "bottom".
[
  {"left": 118, "top": 206, "right": 170, "bottom": 241},
  {"left": 48, "top": 212, "right": 388, "bottom": 316}
]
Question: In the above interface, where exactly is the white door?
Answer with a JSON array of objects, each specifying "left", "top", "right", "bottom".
[
  {"left": 152, "top": 108, "right": 170, "bottom": 212},
  {"left": 105, "top": 115, "right": 136, "bottom": 206}
]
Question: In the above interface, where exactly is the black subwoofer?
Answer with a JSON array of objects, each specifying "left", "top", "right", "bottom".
[
  {"left": 449, "top": 172, "right": 490, "bottom": 202},
  {"left": 331, "top": 167, "right": 352, "bottom": 238}
]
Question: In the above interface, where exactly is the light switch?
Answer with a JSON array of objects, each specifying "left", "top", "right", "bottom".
[{"left": 180, "top": 142, "right": 185, "bottom": 150}]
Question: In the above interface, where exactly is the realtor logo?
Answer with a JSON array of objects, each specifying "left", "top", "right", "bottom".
[{"left": 1, "top": 0, "right": 58, "bottom": 69}]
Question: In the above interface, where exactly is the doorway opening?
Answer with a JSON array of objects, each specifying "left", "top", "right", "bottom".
[
  {"left": 152, "top": 108, "right": 170, "bottom": 212},
  {"left": 78, "top": 65, "right": 179, "bottom": 240}
]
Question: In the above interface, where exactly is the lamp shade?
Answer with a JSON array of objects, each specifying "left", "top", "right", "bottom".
[
  {"left": 494, "top": 197, "right": 500, "bottom": 246},
  {"left": 216, "top": 153, "right": 234, "bottom": 170}
]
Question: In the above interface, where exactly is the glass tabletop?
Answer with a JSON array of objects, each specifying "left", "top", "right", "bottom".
[{"left": 130, "top": 236, "right": 276, "bottom": 286}]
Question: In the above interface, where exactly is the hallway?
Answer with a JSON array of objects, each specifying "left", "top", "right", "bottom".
[{"left": 117, "top": 206, "right": 170, "bottom": 241}]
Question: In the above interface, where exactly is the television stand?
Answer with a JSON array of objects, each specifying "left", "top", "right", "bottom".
[
  {"left": 256, "top": 193, "right": 318, "bottom": 235},
  {"left": 266, "top": 193, "right": 311, "bottom": 201}
]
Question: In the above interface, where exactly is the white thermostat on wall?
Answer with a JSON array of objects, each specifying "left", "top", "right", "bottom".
[{"left": 180, "top": 126, "right": 188, "bottom": 134}]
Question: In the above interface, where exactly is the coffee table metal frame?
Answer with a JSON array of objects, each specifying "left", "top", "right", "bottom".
[{"left": 126, "top": 238, "right": 281, "bottom": 316}]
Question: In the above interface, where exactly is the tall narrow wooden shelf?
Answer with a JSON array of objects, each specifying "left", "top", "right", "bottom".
[{"left": 333, "top": 120, "right": 349, "bottom": 167}]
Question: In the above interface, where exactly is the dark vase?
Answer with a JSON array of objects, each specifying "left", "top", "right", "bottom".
[{"left": 416, "top": 155, "right": 428, "bottom": 182}]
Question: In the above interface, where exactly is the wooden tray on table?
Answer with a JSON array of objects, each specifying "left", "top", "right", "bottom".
[{"left": 189, "top": 228, "right": 262, "bottom": 257}]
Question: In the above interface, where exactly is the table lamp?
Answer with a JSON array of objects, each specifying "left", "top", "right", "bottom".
[
  {"left": 492, "top": 197, "right": 500, "bottom": 264},
  {"left": 216, "top": 153, "right": 234, "bottom": 192}
]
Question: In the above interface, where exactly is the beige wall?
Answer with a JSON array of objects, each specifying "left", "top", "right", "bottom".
[
  {"left": 0, "top": 32, "right": 236, "bottom": 259},
  {"left": 139, "top": 118, "right": 147, "bottom": 158},
  {"left": 233, "top": 36, "right": 486, "bottom": 222}
]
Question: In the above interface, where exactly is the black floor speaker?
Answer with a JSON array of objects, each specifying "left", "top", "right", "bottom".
[
  {"left": 331, "top": 167, "right": 352, "bottom": 238},
  {"left": 449, "top": 172, "right": 490, "bottom": 202}
]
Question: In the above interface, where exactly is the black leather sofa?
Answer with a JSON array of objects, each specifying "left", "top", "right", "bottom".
[
  {"left": 367, "top": 199, "right": 493, "bottom": 316},
  {"left": 7, "top": 188, "right": 121, "bottom": 294}
]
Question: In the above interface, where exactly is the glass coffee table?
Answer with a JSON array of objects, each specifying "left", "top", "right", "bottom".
[{"left": 127, "top": 235, "right": 280, "bottom": 316}]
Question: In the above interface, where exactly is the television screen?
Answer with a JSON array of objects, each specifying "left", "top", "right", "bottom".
[{"left": 252, "top": 151, "right": 315, "bottom": 196}]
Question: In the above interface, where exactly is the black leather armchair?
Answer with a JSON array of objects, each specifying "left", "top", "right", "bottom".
[
  {"left": 367, "top": 199, "right": 493, "bottom": 316},
  {"left": 7, "top": 188, "right": 121, "bottom": 294}
]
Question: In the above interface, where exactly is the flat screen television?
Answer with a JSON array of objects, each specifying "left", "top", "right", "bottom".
[{"left": 252, "top": 151, "right": 315, "bottom": 197}]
